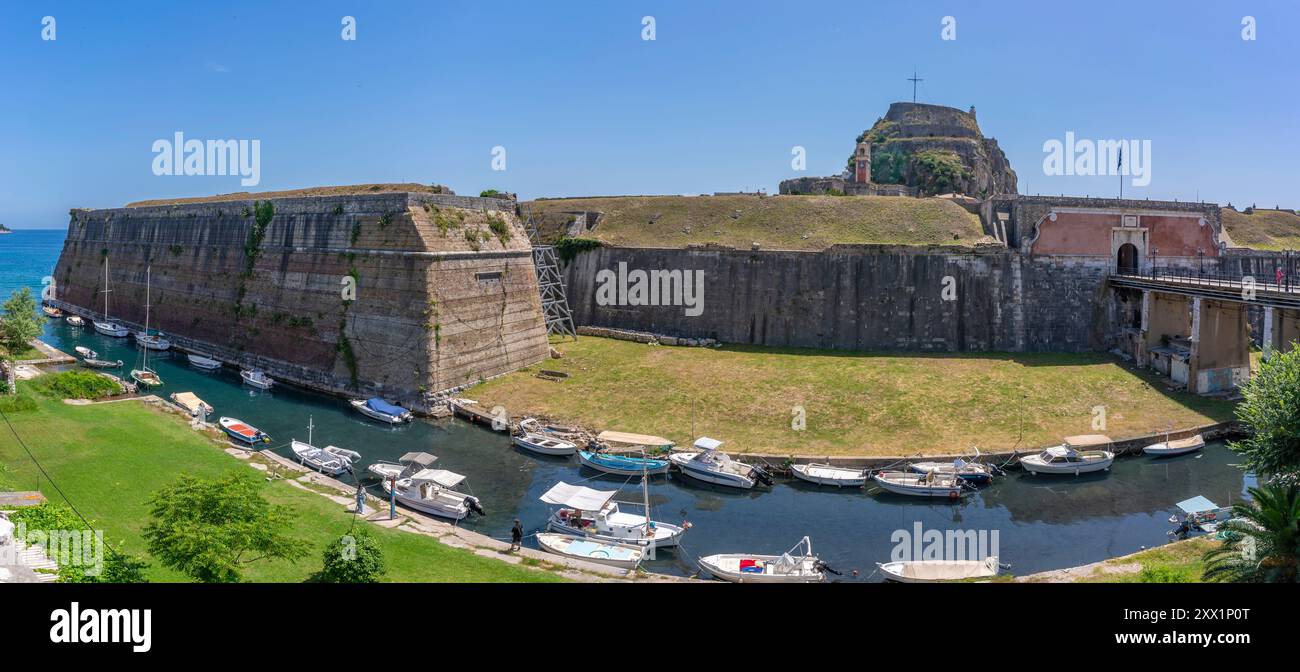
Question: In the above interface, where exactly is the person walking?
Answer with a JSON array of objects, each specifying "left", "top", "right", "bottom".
[{"left": 510, "top": 519, "right": 523, "bottom": 552}]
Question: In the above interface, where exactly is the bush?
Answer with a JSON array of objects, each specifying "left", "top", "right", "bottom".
[
  {"left": 8, "top": 503, "right": 149, "bottom": 583},
  {"left": 554, "top": 236, "right": 602, "bottom": 264},
  {"left": 486, "top": 214, "right": 511, "bottom": 244},
  {"left": 313, "top": 528, "right": 386, "bottom": 583},
  {"left": 38, "top": 370, "right": 121, "bottom": 400},
  {"left": 1137, "top": 565, "right": 1194, "bottom": 583}
]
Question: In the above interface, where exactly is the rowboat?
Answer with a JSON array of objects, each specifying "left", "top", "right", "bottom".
[
  {"left": 535, "top": 533, "right": 644, "bottom": 570},
  {"left": 350, "top": 397, "right": 412, "bottom": 424},
  {"left": 187, "top": 353, "right": 222, "bottom": 371},
  {"left": 871, "top": 470, "right": 968, "bottom": 498},
  {"left": 82, "top": 357, "right": 122, "bottom": 369},
  {"left": 513, "top": 429, "right": 579, "bottom": 456},
  {"left": 1021, "top": 435, "right": 1114, "bottom": 475},
  {"left": 1144, "top": 433, "right": 1204, "bottom": 457},
  {"left": 65, "top": 315, "right": 84, "bottom": 327},
  {"left": 668, "top": 437, "right": 772, "bottom": 489},
  {"left": 219, "top": 416, "right": 271, "bottom": 445},
  {"left": 380, "top": 467, "right": 484, "bottom": 520},
  {"left": 74, "top": 346, "right": 97, "bottom": 359},
  {"left": 878, "top": 556, "right": 1001, "bottom": 583},
  {"left": 698, "top": 537, "right": 828, "bottom": 583},
  {"left": 41, "top": 305, "right": 63, "bottom": 318},
  {"left": 542, "top": 481, "right": 687, "bottom": 549},
  {"left": 170, "top": 392, "right": 213, "bottom": 418},
  {"left": 240, "top": 369, "right": 274, "bottom": 390},
  {"left": 578, "top": 450, "right": 672, "bottom": 476},
  {"left": 790, "top": 463, "right": 868, "bottom": 487}
]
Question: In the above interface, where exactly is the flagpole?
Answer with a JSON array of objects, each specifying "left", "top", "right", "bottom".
[{"left": 1118, "top": 145, "right": 1123, "bottom": 199}]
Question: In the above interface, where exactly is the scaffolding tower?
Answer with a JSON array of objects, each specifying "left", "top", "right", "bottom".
[{"left": 523, "top": 206, "right": 577, "bottom": 340}]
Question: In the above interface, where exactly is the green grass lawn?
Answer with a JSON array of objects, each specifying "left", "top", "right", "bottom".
[
  {"left": 0, "top": 383, "right": 562, "bottom": 582},
  {"left": 471, "top": 337, "right": 1237, "bottom": 456},
  {"left": 2, "top": 344, "right": 43, "bottom": 361},
  {"left": 1028, "top": 537, "right": 1218, "bottom": 583}
]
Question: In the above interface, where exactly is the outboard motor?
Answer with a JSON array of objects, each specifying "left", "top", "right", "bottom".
[
  {"left": 751, "top": 465, "right": 774, "bottom": 486},
  {"left": 814, "top": 560, "right": 842, "bottom": 577},
  {"left": 465, "top": 497, "right": 486, "bottom": 517}
]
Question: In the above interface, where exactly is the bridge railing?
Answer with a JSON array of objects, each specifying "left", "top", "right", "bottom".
[{"left": 1116, "top": 265, "right": 1295, "bottom": 293}]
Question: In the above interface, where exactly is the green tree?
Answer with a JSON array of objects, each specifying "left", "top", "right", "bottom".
[
  {"left": 313, "top": 528, "right": 386, "bottom": 583},
  {"left": 1229, "top": 346, "right": 1300, "bottom": 484},
  {"left": 1202, "top": 482, "right": 1300, "bottom": 583},
  {"left": 142, "top": 470, "right": 309, "bottom": 582},
  {"left": 8, "top": 502, "right": 149, "bottom": 583},
  {"left": 1, "top": 288, "right": 46, "bottom": 356}
]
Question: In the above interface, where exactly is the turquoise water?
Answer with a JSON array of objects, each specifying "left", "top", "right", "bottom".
[{"left": 5, "top": 230, "right": 1253, "bottom": 579}]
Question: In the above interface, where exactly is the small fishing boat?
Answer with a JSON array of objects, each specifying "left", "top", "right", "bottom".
[
  {"left": 41, "top": 305, "right": 63, "bottom": 318},
  {"left": 350, "top": 397, "right": 413, "bottom": 424},
  {"left": 367, "top": 451, "right": 439, "bottom": 481},
  {"left": 186, "top": 353, "right": 222, "bottom": 371},
  {"left": 513, "top": 427, "right": 579, "bottom": 456},
  {"left": 578, "top": 450, "right": 672, "bottom": 476},
  {"left": 380, "top": 467, "right": 484, "bottom": 521},
  {"left": 1168, "top": 495, "right": 1235, "bottom": 536},
  {"left": 82, "top": 357, "right": 122, "bottom": 369},
  {"left": 66, "top": 315, "right": 84, "bottom": 327},
  {"left": 871, "top": 470, "right": 968, "bottom": 498},
  {"left": 74, "top": 346, "right": 97, "bottom": 359},
  {"left": 578, "top": 430, "right": 674, "bottom": 476},
  {"left": 1144, "top": 433, "right": 1204, "bottom": 457},
  {"left": 240, "top": 368, "right": 274, "bottom": 390},
  {"left": 218, "top": 416, "right": 271, "bottom": 445},
  {"left": 1020, "top": 435, "right": 1115, "bottom": 475},
  {"left": 698, "top": 537, "right": 829, "bottom": 584},
  {"left": 93, "top": 257, "right": 130, "bottom": 337},
  {"left": 130, "top": 368, "right": 162, "bottom": 387},
  {"left": 909, "top": 455, "right": 996, "bottom": 483},
  {"left": 289, "top": 417, "right": 360, "bottom": 476},
  {"left": 790, "top": 463, "right": 868, "bottom": 487},
  {"left": 135, "top": 332, "right": 171, "bottom": 351},
  {"left": 170, "top": 392, "right": 213, "bottom": 418},
  {"left": 668, "top": 438, "right": 773, "bottom": 489},
  {"left": 878, "top": 556, "right": 1001, "bottom": 583},
  {"left": 535, "top": 533, "right": 644, "bottom": 570},
  {"left": 542, "top": 481, "right": 687, "bottom": 549}
]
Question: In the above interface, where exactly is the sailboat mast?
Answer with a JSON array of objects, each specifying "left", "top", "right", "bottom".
[
  {"left": 103, "top": 258, "right": 109, "bottom": 320},
  {"left": 142, "top": 266, "right": 150, "bottom": 370},
  {"left": 642, "top": 452, "right": 651, "bottom": 534}
]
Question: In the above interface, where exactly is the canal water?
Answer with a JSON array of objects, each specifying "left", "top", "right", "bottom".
[{"left": 6, "top": 230, "right": 1255, "bottom": 580}]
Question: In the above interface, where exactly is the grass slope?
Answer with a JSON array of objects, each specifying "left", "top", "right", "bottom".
[
  {"left": 125, "top": 183, "right": 450, "bottom": 208},
  {"left": 526, "top": 194, "right": 988, "bottom": 250},
  {"left": 471, "top": 337, "right": 1236, "bottom": 456},
  {"left": 1220, "top": 208, "right": 1300, "bottom": 251},
  {"left": 0, "top": 385, "right": 561, "bottom": 582}
]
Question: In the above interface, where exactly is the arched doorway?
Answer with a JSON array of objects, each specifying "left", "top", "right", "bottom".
[{"left": 1117, "top": 243, "right": 1139, "bottom": 274}]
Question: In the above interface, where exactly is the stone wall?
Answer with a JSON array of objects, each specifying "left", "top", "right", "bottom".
[{"left": 51, "top": 192, "right": 549, "bottom": 405}]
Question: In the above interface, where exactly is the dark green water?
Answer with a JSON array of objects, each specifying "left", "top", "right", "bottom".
[{"left": 6, "top": 230, "right": 1255, "bottom": 580}]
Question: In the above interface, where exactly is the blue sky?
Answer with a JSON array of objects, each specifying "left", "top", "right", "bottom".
[{"left": 1, "top": 1, "right": 1297, "bottom": 228}]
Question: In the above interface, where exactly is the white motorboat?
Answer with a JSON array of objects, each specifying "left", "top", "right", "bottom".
[
  {"left": 909, "top": 457, "right": 996, "bottom": 483},
  {"left": 136, "top": 332, "right": 171, "bottom": 351},
  {"left": 380, "top": 467, "right": 483, "bottom": 521},
  {"left": 219, "top": 416, "right": 271, "bottom": 445},
  {"left": 698, "top": 536, "right": 828, "bottom": 583},
  {"left": 169, "top": 392, "right": 213, "bottom": 418},
  {"left": 82, "top": 357, "right": 122, "bottom": 369},
  {"left": 1144, "top": 433, "right": 1204, "bottom": 457},
  {"left": 790, "top": 463, "right": 868, "bottom": 487},
  {"left": 542, "top": 480, "right": 687, "bottom": 549},
  {"left": 66, "top": 315, "right": 84, "bottom": 327},
  {"left": 513, "top": 429, "right": 578, "bottom": 456},
  {"left": 367, "top": 451, "right": 439, "bottom": 481},
  {"left": 290, "top": 418, "right": 360, "bottom": 476},
  {"left": 878, "top": 556, "right": 1001, "bottom": 583},
  {"left": 668, "top": 437, "right": 772, "bottom": 489},
  {"left": 350, "top": 397, "right": 412, "bottom": 424},
  {"left": 1020, "top": 435, "right": 1115, "bottom": 475},
  {"left": 240, "top": 368, "right": 274, "bottom": 390},
  {"left": 74, "top": 346, "right": 97, "bottom": 359},
  {"left": 871, "top": 470, "right": 968, "bottom": 498},
  {"left": 93, "top": 257, "right": 130, "bottom": 337},
  {"left": 187, "top": 353, "right": 222, "bottom": 371},
  {"left": 535, "top": 533, "right": 644, "bottom": 570}
]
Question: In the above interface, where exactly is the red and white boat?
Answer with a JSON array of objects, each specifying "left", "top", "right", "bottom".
[{"left": 219, "top": 417, "right": 271, "bottom": 445}]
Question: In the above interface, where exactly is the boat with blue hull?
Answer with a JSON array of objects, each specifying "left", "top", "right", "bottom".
[{"left": 578, "top": 450, "right": 671, "bottom": 476}]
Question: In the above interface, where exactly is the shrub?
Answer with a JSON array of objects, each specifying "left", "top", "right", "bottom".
[
  {"left": 38, "top": 370, "right": 121, "bottom": 400},
  {"left": 554, "top": 236, "right": 602, "bottom": 264},
  {"left": 313, "top": 529, "right": 386, "bottom": 583},
  {"left": 486, "top": 214, "right": 511, "bottom": 244}
]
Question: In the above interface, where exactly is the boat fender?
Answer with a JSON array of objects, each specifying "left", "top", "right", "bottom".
[{"left": 947, "top": 490, "right": 959, "bottom": 500}]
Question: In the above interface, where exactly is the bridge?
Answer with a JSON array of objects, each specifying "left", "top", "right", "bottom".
[{"left": 1108, "top": 267, "right": 1300, "bottom": 395}]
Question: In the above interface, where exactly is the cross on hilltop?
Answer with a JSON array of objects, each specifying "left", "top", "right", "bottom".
[{"left": 908, "top": 70, "right": 923, "bottom": 103}]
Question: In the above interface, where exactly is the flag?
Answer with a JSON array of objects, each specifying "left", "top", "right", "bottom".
[{"left": 1117, "top": 145, "right": 1123, "bottom": 173}]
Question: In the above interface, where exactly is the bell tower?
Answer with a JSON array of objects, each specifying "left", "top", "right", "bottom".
[{"left": 853, "top": 141, "right": 872, "bottom": 184}]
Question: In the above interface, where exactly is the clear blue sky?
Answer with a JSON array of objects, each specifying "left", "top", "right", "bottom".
[{"left": 2, "top": 1, "right": 1297, "bottom": 228}]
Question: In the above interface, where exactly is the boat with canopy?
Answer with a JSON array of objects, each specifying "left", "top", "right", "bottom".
[
  {"left": 541, "top": 479, "right": 687, "bottom": 549},
  {"left": 668, "top": 437, "right": 773, "bottom": 489},
  {"left": 170, "top": 392, "right": 213, "bottom": 418},
  {"left": 1144, "top": 433, "right": 1205, "bottom": 457}
]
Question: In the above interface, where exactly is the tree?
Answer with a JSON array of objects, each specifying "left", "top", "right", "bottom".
[
  {"left": 142, "top": 470, "right": 309, "bottom": 582},
  {"left": 1, "top": 288, "right": 46, "bottom": 356},
  {"left": 1229, "top": 346, "right": 1300, "bottom": 484},
  {"left": 313, "top": 528, "right": 386, "bottom": 583},
  {"left": 8, "top": 502, "right": 149, "bottom": 583},
  {"left": 1202, "top": 482, "right": 1300, "bottom": 583}
]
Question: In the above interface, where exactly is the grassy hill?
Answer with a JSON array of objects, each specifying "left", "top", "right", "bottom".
[
  {"left": 524, "top": 194, "right": 990, "bottom": 250},
  {"left": 1220, "top": 208, "right": 1300, "bottom": 250},
  {"left": 125, "top": 183, "right": 452, "bottom": 208}
]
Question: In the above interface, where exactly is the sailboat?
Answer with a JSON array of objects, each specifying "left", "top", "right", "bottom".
[
  {"left": 129, "top": 267, "right": 163, "bottom": 388},
  {"left": 542, "top": 456, "right": 688, "bottom": 549},
  {"left": 92, "top": 257, "right": 129, "bottom": 338},
  {"left": 290, "top": 417, "right": 361, "bottom": 476}
]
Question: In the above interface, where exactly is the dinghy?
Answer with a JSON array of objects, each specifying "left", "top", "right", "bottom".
[
  {"left": 535, "top": 533, "right": 644, "bottom": 570},
  {"left": 790, "top": 463, "right": 868, "bottom": 487},
  {"left": 218, "top": 416, "right": 271, "bottom": 445},
  {"left": 41, "top": 305, "right": 63, "bottom": 318},
  {"left": 878, "top": 556, "right": 1001, "bottom": 583},
  {"left": 380, "top": 467, "right": 484, "bottom": 521},
  {"left": 186, "top": 353, "right": 222, "bottom": 371},
  {"left": 698, "top": 537, "right": 828, "bottom": 583},
  {"left": 66, "top": 315, "right": 84, "bottom": 327},
  {"left": 909, "top": 455, "right": 996, "bottom": 483},
  {"left": 542, "top": 481, "right": 687, "bottom": 549},
  {"left": 578, "top": 450, "right": 671, "bottom": 476},
  {"left": 170, "top": 392, "right": 213, "bottom": 418},
  {"left": 92, "top": 257, "right": 130, "bottom": 337},
  {"left": 1020, "top": 435, "right": 1114, "bottom": 475},
  {"left": 74, "top": 346, "right": 97, "bottom": 359},
  {"left": 1143, "top": 433, "right": 1204, "bottom": 457},
  {"left": 240, "top": 368, "right": 274, "bottom": 390},
  {"left": 350, "top": 397, "right": 412, "bottom": 424},
  {"left": 82, "top": 357, "right": 122, "bottom": 369},
  {"left": 513, "top": 428, "right": 579, "bottom": 456},
  {"left": 668, "top": 437, "right": 772, "bottom": 489},
  {"left": 871, "top": 470, "right": 968, "bottom": 498}
]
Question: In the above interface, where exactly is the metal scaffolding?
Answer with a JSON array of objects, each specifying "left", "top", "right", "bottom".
[{"left": 523, "top": 206, "right": 577, "bottom": 340}]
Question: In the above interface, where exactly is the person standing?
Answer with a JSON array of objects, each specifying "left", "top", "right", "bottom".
[{"left": 510, "top": 519, "right": 523, "bottom": 552}]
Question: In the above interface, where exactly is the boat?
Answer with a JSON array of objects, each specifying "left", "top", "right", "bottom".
[
  {"left": 74, "top": 346, "right": 97, "bottom": 359},
  {"left": 130, "top": 368, "right": 162, "bottom": 387},
  {"left": 1144, "top": 433, "right": 1205, "bottom": 457},
  {"left": 380, "top": 465, "right": 484, "bottom": 521},
  {"left": 169, "top": 392, "right": 213, "bottom": 418},
  {"left": 878, "top": 556, "right": 1001, "bottom": 583},
  {"left": 1020, "top": 435, "right": 1115, "bottom": 475},
  {"left": 186, "top": 353, "right": 222, "bottom": 371},
  {"left": 535, "top": 533, "right": 644, "bottom": 570},
  {"left": 698, "top": 537, "right": 829, "bottom": 583},
  {"left": 240, "top": 368, "right": 274, "bottom": 390},
  {"left": 135, "top": 331, "right": 171, "bottom": 351},
  {"left": 578, "top": 430, "right": 674, "bottom": 476},
  {"left": 909, "top": 452, "right": 997, "bottom": 483},
  {"left": 218, "top": 416, "right": 271, "bottom": 445},
  {"left": 350, "top": 397, "right": 412, "bottom": 424},
  {"left": 81, "top": 357, "right": 123, "bottom": 369},
  {"left": 542, "top": 480, "right": 688, "bottom": 549},
  {"left": 290, "top": 418, "right": 361, "bottom": 476},
  {"left": 578, "top": 450, "right": 672, "bottom": 476},
  {"left": 129, "top": 267, "right": 163, "bottom": 387},
  {"left": 790, "top": 463, "right": 868, "bottom": 487},
  {"left": 41, "top": 305, "right": 62, "bottom": 318},
  {"left": 512, "top": 427, "right": 579, "bottom": 456},
  {"left": 871, "top": 470, "right": 968, "bottom": 498},
  {"left": 367, "top": 451, "right": 439, "bottom": 481},
  {"left": 66, "top": 315, "right": 84, "bottom": 327},
  {"left": 92, "top": 257, "right": 130, "bottom": 338},
  {"left": 668, "top": 437, "right": 772, "bottom": 489},
  {"left": 1169, "top": 495, "right": 1235, "bottom": 536}
]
